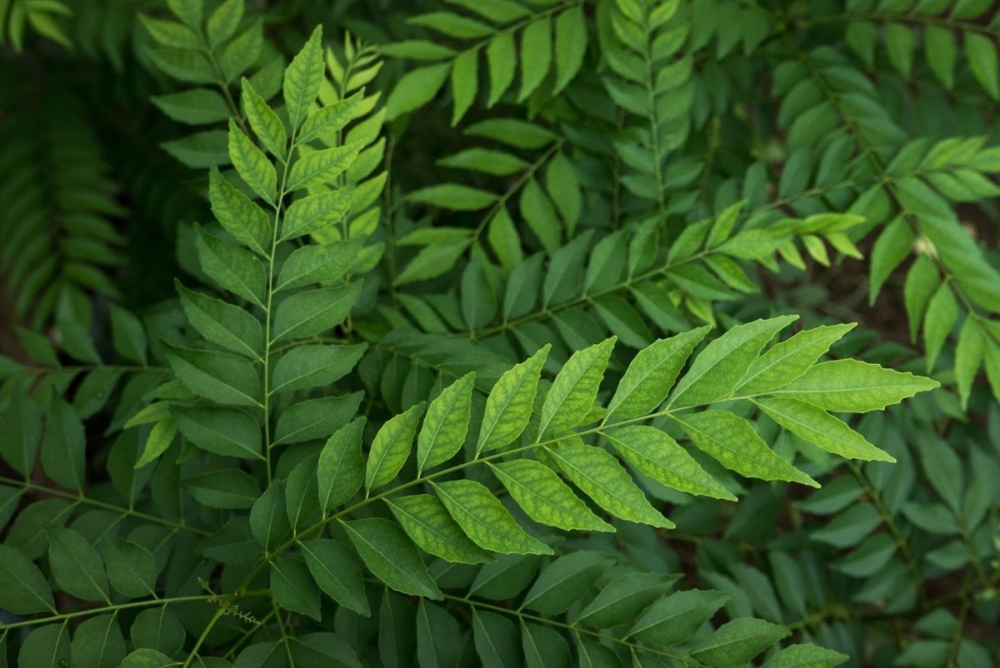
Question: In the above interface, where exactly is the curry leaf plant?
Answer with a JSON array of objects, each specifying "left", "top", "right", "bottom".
[{"left": 1, "top": 1, "right": 999, "bottom": 667}]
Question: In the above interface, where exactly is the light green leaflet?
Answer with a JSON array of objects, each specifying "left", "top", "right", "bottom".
[
  {"left": 318, "top": 418, "right": 365, "bottom": 513},
  {"left": 489, "top": 459, "right": 614, "bottom": 533},
  {"left": 385, "top": 494, "right": 491, "bottom": 564},
  {"left": 432, "top": 479, "right": 552, "bottom": 555},
  {"left": 538, "top": 337, "right": 615, "bottom": 437},
  {"left": 286, "top": 143, "right": 362, "bottom": 192},
  {"left": 279, "top": 187, "right": 355, "bottom": 242},
  {"left": 228, "top": 119, "right": 276, "bottom": 203},
  {"left": 342, "top": 518, "right": 443, "bottom": 599},
  {"left": 772, "top": 359, "right": 940, "bottom": 412},
  {"left": 477, "top": 344, "right": 550, "bottom": 454},
  {"left": 754, "top": 397, "right": 895, "bottom": 462},
  {"left": 274, "top": 241, "right": 359, "bottom": 291},
  {"left": 366, "top": 401, "right": 425, "bottom": 493},
  {"left": 207, "top": 166, "right": 270, "bottom": 257},
  {"left": 283, "top": 25, "right": 324, "bottom": 131},
  {"left": 669, "top": 316, "right": 797, "bottom": 408},
  {"left": 673, "top": 410, "right": 819, "bottom": 488},
  {"left": 603, "top": 425, "right": 736, "bottom": 500},
  {"left": 417, "top": 372, "right": 475, "bottom": 474},
  {"left": 735, "top": 324, "right": 855, "bottom": 396},
  {"left": 606, "top": 327, "right": 709, "bottom": 419},
  {"left": 549, "top": 444, "right": 674, "bottom": 529},
  {"left": 241, "top": 77, "right": 286, "bottom": 159},
  {"left": 760, "top": 644, "right": 849, "bottom": 668}
]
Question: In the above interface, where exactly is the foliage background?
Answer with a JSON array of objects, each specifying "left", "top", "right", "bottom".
[{"left": 0, "top": 0, "right": 998, "bottom": 667}]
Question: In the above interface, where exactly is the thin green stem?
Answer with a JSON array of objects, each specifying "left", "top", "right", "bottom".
[
  {"left": 271, "top": 597, "right": 296, "bottom": 666},
  {"left": 182, "top": 606, "right": 227, "bottom": 668},
  {"left": 261, "top": 123, "right": 299, "bottom": 484},
  {"left": 0, "top": 475, "right": 209, "bottom": 536},
  {"left": 0, "top": 591, "right": 267, "bottom": 631}
]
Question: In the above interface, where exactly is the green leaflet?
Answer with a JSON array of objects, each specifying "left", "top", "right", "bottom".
[
  {"left": 629, "top": 589, "right": 730, "bottom": 646},
  {"left": 754, "top": 397, "right": 895, "bottom": 463},
  {"left": 432, "top": 479, "right": 552, "bottom": 555},
  {"left": 274, "top": 393, "right": 363, "bottom": 445},
  {"left": 300, "top": 538, "right": 370, "bottom": 616},
  {"left": 0, "top": 394, "right": 42, "bottom": 477},
  {"left": 417, "top": 372, "right": 474, "bottom": 474},
  {"left": 46, "top": 526, "right": 110, "bottom": 603},
  {"left": 250, "top": 480, "right": 291, "bottom": 551},
  {"left": 386, "top": 494, "right": 491, "bottom": 564},
  {"left": 271, "top": 283, "right": 362, "bottom": 342},
  {"left": 549, "top": 444, "right": 675, "bottom": 529},
  {"left": 18, "top": 624, "right": 71, "bottom": 668},
  {"left": 673, "top": 410, "right": 818, "bottom": 488},
  {"left": 576, "top": 572, "right": 680, "bottom": 628},
  {"left": 184, "top": 469, "right": 261, "bottom": 509},
  {"left": 171, "top": 405, "right": 262, "bottom": 460},
  {"left": 194, "top": 224, "right": 267, "bottom": 307},
  {"left": 342, "top": 518, "right": 443, "bottom": 599},
  {"left": 603, "top": 425, "right": 736, "bottom": 500},
  {"left": 418, "top": 601, "right": 463, "bottom": 668},
  {"left": 271, "top": 557, "right": 321, "bottom": 621},
  {"left": 522, "top": 621, "right": 572, "bottom": 668},
  {"left": 40, "top": 398, "right": 86, "bottom": 491},
  {"left": 271, "top": 343, "right": 366, "bottom": 394},
  {"left": 0, "top": 544, "right": 56, "bottom": 614},
  {"left": 103, "top": 538, "right": 157, "bottom": 599},
  {"left": 773, "top": 359, "right": 940, "bottom": 412},
  {"left": 477, "top": 344, "right": 550, "bottom": 454},
  {"left": 366, "top": 401, "right": 425, "bottom": 493},
  {"left": 164, "top": 342, "right": 260, "bottom": 406},
  {"left": 735, "top": 324, "right": 855, "bottom": 396},
  {"left": 521, "top": 551, "right": 608, "bottom": 615},
  {"left": 490, "top": 459, "right": 613, "bottom": 533},
  {"left": 176, "top": 280, "right": 264, "bottom": 359},
  {"left": 607, "top": 327, "right": 709, "bottom": 419},
  {"left": 690, "top": 618, "right": 791, "bottom": 668},
  {"left": 539, "top": 337, "right": 615, "bottom": 437},
  {"left": 207, "top": 166, "right": 270, "bottom": 257},
  {"left": 473, "top": 610, "right": 521, "bottom": 668},
  {"left": 71, "top": 614, "right": 126, "bottom": 667},
  {"left": 318, "top": 418, "right": 366, "bottom": 513},
  {"left": 669, "top": 316, "right": 797, "bottom": 408}
]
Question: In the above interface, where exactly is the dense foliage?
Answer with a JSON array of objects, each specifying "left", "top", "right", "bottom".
[{"left": 1, "top": 0, "right": 998, "bottom": 666}]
